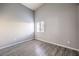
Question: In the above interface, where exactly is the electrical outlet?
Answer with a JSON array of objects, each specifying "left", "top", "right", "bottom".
[{"left": 67, "top": 41, "right": 70, "bottom": 44}]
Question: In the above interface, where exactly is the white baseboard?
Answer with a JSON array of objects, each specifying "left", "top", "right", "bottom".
[
  {"left": 0, "top": 38, "right": 33, "bottom": 50},
  {"left": 36, "top": 38, "right": 79, "bottom": 52}
]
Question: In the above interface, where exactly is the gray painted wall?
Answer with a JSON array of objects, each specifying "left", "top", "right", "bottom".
[
  {"left": 0, "top": 3, "right": 34, "bottom": 48},
  {"left": 35, "top": 3, "right": 79, "bottom": 50}
]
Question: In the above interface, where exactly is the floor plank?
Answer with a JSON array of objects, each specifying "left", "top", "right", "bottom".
[{"left": 0, "top": 39, "right": 79, "bottom": 56}]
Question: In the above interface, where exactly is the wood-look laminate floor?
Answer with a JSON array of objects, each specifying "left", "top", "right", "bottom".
[{"left": 0, "top": 39, "right": 79, "bottom": 56}]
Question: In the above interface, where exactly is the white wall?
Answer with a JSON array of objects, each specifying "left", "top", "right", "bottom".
[
  {"left": 77, "top": 6, "right": 79, "bottom": 49},
  {"left": 35, "top": 4, "right": 79, "bottom": 50},
  {"left": 0, "top": 4, "right": 34, "bottom": 48}
]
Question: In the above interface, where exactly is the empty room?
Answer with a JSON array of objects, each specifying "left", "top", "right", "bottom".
[{"left": 0, "top": 3, "right": 79, "bottom": 56}]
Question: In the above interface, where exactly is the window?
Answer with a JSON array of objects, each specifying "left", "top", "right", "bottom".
[{"left": 37, "top": 21, "right": 44, "bottom": 32}]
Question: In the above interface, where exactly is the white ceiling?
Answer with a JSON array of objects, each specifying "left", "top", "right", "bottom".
[{"left": 22, "top": 3, "right": 44, "bottom": 10}]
